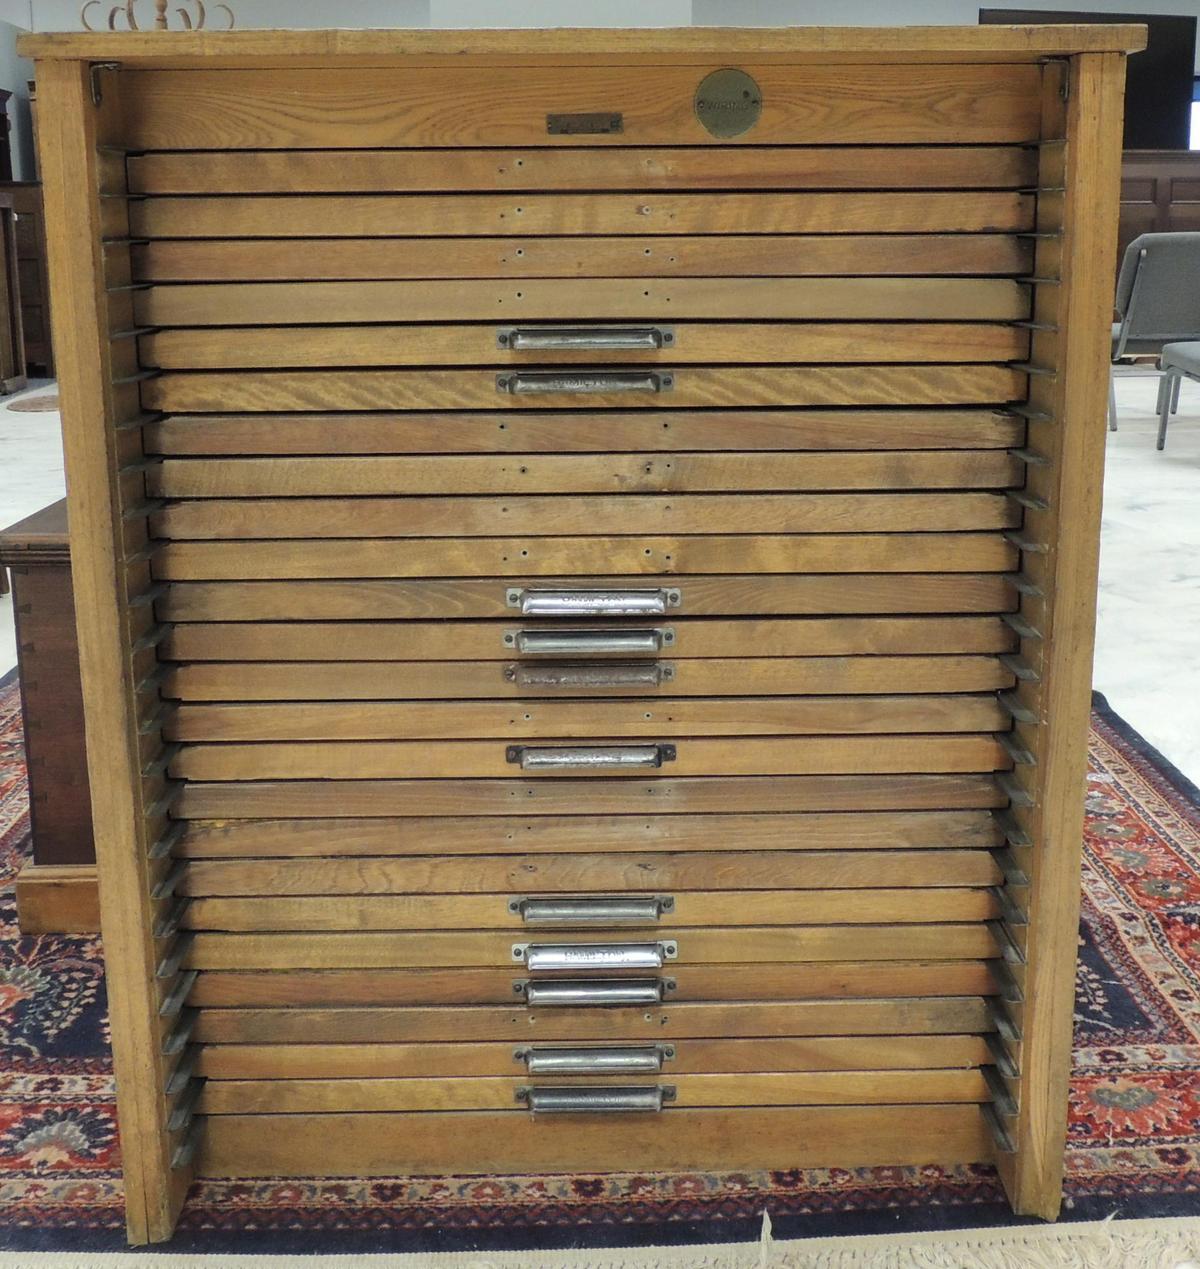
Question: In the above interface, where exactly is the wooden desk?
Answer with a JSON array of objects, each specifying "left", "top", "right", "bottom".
[{"left": 0, "top": 499, "right": 99, "bottom": 932}]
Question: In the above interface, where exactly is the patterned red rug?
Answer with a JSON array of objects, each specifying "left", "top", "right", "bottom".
[{"left": 0, "top": 674, "right": 1197, "bottom": 1254}]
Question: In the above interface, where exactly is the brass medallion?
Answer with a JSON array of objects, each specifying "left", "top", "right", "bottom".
[{"left": 694, "top": 68, "right": 763, "bottom": 138}]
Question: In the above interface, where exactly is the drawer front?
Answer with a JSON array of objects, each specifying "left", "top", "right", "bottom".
[
  {"left": 195, "top": 1033, "right": 995, "bottom": 1079},
  {"left": 184, "top": 962, "right": 1002, "bottom": 1007},
  {"left": 125, "top": 63, "right": 1044, "bottom": 1169}
]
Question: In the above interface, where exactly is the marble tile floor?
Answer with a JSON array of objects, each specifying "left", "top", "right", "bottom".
[{"left": 0, "top": 370, "right": 1197, "bottom": 783}]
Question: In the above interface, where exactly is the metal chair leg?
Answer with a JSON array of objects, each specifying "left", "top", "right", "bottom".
[
  {"left": 1108, "top": 368, "right": 1118, "bottom": 431},
  {"left": 1156, "top": 371, "right": 1169, "bottom": 414},
  {"left": 1157, "top": 372, "right": 1176, "bottom": 450},
  {"left": 1171, "top": 373, "right": 1182, "bottom": 413}
]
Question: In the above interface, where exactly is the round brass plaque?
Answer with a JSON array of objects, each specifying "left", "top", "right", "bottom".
[{"left": 694, "top": 68, "right": 763, "bottom": 139}]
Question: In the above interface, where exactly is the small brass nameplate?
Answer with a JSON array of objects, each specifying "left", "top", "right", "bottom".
[{"left": 547, "top": 111, "right": 623, "bottom": 135}]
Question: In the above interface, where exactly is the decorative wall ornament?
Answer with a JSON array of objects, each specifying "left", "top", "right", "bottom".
[{"left": 81, "top": 0, "right": 235, "bottom": 30}]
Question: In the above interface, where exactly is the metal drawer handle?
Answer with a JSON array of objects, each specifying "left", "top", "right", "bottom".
[
  {"left": 507, "top": 744, "right": 676, "bottom": 770},
  {"left": 497, "top": 370, "right": 674, "bottom": 395},
  {"left": 509, "top": 895, "right": 675, "bottom": 925},
  {"left": 507, "top": 587, "right": 681, "bottom": 616},
  {"left": 514, "top": 977, "right": 673, "bottom": 1007},
  {"left": 497, "top": 326, "right": 674, "bottom": 351},
  {"left": 512, "top": 941, "right": 678, "bottom": 972},
  {"left": 505, "top": 627, "right": 674, "bottom": 655},
  {"left": 505, "top": 662, "right": 675, "bottom": 688},
  {"left": 514, "top": 1045, "right": 676, "bottom": 1074},
  {"left": 516, "top": 1085, "right": 675, "bottom": 1114}
]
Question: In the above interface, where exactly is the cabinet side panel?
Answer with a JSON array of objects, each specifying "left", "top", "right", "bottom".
[
  {"left": 34, "top": 59, "right": 189, "bottom": 1244},
  {"left": 999, "top": 52, "right": 1129, "bottom": 1220}
]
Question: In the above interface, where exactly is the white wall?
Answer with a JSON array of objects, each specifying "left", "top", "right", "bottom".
[
  {"left": 11, "top": 0, "right": 1200, "bottom": 50},
  {"left": 0, "top": 17, "right": 32, "bottom": 178},
  {"left": 693, "top": 0, "right": 1200, "bottom": 71}
]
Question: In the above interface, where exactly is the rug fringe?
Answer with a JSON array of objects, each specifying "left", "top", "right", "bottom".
[{"left": 2, "top": 1216, "right": 1200, "bottom": 1268}]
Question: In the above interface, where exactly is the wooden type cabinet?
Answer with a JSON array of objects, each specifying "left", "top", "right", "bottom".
[{"left": 19, "top": 25, "right": 1141, "bottom": 1243}]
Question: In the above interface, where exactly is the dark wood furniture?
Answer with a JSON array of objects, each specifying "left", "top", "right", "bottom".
[
  {"left": 0, "top": 89, "right": 12, "bottom": 182},
  {"left": 1117, "top": 149, "right": 1200, "bottom": 272},
  {"left": 1, "top": 182, "right": 55, "bottom": 376},
  {"left": 0, "top": 499, "right": 99, "bottom": 933},
  {"left": 0, "top": 189, "right": 27, "bottom": 393}
]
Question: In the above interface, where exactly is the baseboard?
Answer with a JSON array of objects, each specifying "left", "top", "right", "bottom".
[{"left": 15, "top": 861, "right": 100, "bottom": 934}]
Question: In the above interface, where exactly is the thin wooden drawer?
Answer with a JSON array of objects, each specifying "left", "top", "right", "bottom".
[
  {"left": 179, "top": 886, "right": 1003, "bottom": 931},
  {"left": 196, "top": 1105, "right": 996, "bottom": 1178},
  {"left": 180, "top": 923, "right": 999, "bottom": 969},
  {"left": 167, "top": 734, "right": 1010, "bottom": 780},
  {"left": 134, "top": 278, "right": 1031, "bottom": 326},
  {"left": 153, "top": 537, "right": 1018, "bottom": 581},
  {"left": 139, "top": 322, "right": 1030, "bottom": 368},
  {"left": 177, "top": 848, "right": 1002, "bottom": 894},
  {"left": 194, "top": 1033, "right": 994, "bottom": 1079},
  {"left": 172, "top": 773, "right": 1009, "bottom": 819},
  {"left": 196, "top": 1068, "right": 992, "bottom": 1114},
  {"left": 126, "top": 145, "right": 1039, "bottom": 195},
  {"left": 163, "top": 660, "right": 1015, "bottom": 702},
  {"left": 153, "top": 492, "right": 1021, "bottom": 539},
  {"left": 159, "top": 575, "right": 1019, "bottom": 621},
  {"left": 142, "top": 364, "right": 1028, "bottom": 413},
  {"left": 148, "top": 451, "right": 1024, "bottom": 496},
  {"left": 173, "top": 809, "right": 1006, "bottom": 859},
  {"left": 183, "top": 962, "right": 1000, "bottom": 1006},
  {"left": 144, "top": 409, "right": 1027, "bottom": 455},
  {"left": 161, "top": 616, "right": 1017, "bottom": 661},
  {"left": 165, "top": 695, "right": 1010, "bottom": 740},
  {"left": 128, "top": 190, "right": 1036, "bottom": 238},
  {"left": 191, "top": 995, "right": 998, "bottom": 1045},
  {"left": 131, "top": 233, "right": 1035, "bottom": 281}
]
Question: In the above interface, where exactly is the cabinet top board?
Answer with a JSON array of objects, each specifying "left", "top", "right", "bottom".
[{"left": 18, "top": 25, "right": 1147, "bottom": 68}]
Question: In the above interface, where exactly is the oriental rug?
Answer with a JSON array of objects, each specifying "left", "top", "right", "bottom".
[{"left": 0, "top": 679, "right": 1197, "bottom": 1254}]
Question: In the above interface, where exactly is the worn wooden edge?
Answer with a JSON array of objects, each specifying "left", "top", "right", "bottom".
[
  {"left": 18, "top": 26, "right": 1147, "bottom": 65},
  {"left": 14, "top": 861, "right": 100, "bottom": 934},
  {"left": 195, "top": 1103, "right": 996, "bottom": 1177},
  {"left": 1005, "top": 51, "right": 1130, "bottom": 1223}
]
